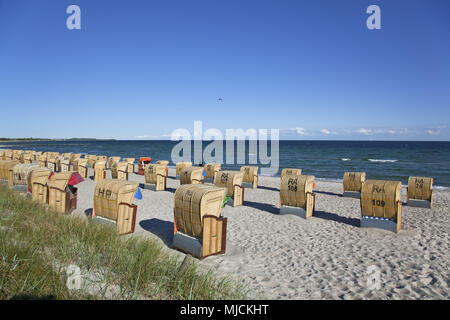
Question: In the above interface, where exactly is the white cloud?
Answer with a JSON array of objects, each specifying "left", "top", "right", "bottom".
[
  {"left": 291, "top": 128, "right": 307, "bottom": 135},
  {"left": 321, "top": 129, "right": 331, "bottom": 135},
  {"left": 134, "top": 134, "right": 171, "bottom": 139},
  {"left": 358, "top": 128, "right": 372, "bottom": 135}
]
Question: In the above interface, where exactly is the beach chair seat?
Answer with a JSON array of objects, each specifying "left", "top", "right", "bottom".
[
  {"left": 143, "top": 163, "right": 167, "bottom": 191},
  {"left": 93, "top": 179, "right": 139, "bottom": 235},
  {"left": 180, "top": 166, "right": 205, "bottom": 185},
  {"left": 214, "top": 170, "right": 244, "bottom": 207},
  {"left": 406, "top": 176, "right": 433, "bottom": 208},
  {"left": 280, "top": 174, "right": 315, "bottom": 218},
  {"left": 342, "top": 172, "right": 366, "bottom": 198},
  {"left": 240, "top": 166, "right": 258, "bottom": 189},
  {"left": 47, "top": 156, "right": 62, "bottom": 172},
  {"left": 204, "top": 163, "right": 221, "bottom": 183},
  {"left": 172, "top": 184, "right": 227, "bottom": 259},
  {"left": 12, "top": 150, "right": 24, "bottom": 162},
  {"left": 175, "top": 162, "right": 192, "bottom": 178},
  {"left": 85, "top": 155, "right": 97, "bottom": 168},
  {"left": 3, "top": 150, "right": 13, "bottom": 160},
  {"left": 70, "top": 153, "right": 82, "bottom": 166},
  {"left": 360, "top": 180, "right": 402, "bottom": 233},
  {"left": 22, "top": 150, "right": 36, "bottom": 163}
]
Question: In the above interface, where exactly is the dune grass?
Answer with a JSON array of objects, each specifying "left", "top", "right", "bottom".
[{"left": 0, "top": 184, "right": 247, "bottom": 300}]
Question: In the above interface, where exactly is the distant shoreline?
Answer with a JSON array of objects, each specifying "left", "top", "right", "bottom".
[{"left": 0, "top": 138, "right": 116, "bottom": 142}]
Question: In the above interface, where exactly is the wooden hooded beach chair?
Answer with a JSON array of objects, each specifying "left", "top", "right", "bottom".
[
  {"left": 3, "top": 150, "right": 13, "bottom": 160},
  {"left": 93, "top": 179, "right": 139, "bottom": 235},
  {"left": 0, "top": 160, "right": 19, "bottom": 182},
  {"left": 47, "top": 156, "right": 62, "bottom": 172},
  {"left": 8, "top": 163, "right": 39, "bottom": 191},
  {"left": 48, "top": 172, "right": 78, "bottom": 214},
  {"left": 94, "top": 160, "right": 107, "bottom": 182},
  {"left": 73, "top": 158, "right": 89, "bottom": 178},
  {"left": 240, "top": 166, "right": 258, "bottom": 189},
  {"left": 122, "top": 158, "right": 136, "bottom": 174},
  {"left": 107, "top": 156, "right": 121, "bottom": 169},
  {"left": 30, "top": 167, "right": 52, "bottom": 205},
  {"left": 180, "top": 166, "right": 205, "bottom": 185},
  {"left": 111, "top": 161, "right": 129, "bottom": 180},
  {"left": 360, "top": 180, "right": 402, "bottom": 232},
  {"left": 138, "top": 157, "right": 151, "bottom": 175},
  {"left": 280, "top": 174, "right": 316, "bottom": 218},
  {"left": 214, "top": 170, "right": 244, "bottom": 207},
  {"left": 156, "top": 160, "right": 169, "bottom": 177},
  {"left": 406, "top": 176, "right": 433, "bottom": 208},
  {"left": 175, "top": 162, "right": 192, "bottom": 177},
  {"left": 172, "top": 184, "right": 227, "bottom": 259},
  {"left": 143, "top": 163, "right": 167, "bottom": 191},
  {"left": 342, "top": 172, "right": 366, "bottom": 198},
  {"left": 203, "top": 163, "right": 221, "bottom": 183}
]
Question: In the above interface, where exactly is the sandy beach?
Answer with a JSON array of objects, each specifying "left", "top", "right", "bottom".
[{"left": 66, "top": 168, "right": 450, "bottom": 300}]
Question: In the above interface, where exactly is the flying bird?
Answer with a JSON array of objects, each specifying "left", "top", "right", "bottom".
[{"left": 217, "top": 98, "right": 223, "bottom": 102}]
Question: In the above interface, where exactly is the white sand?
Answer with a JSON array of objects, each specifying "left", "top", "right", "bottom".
[{"left": 72, "top": 168, "right": 449, "bottom": 300}]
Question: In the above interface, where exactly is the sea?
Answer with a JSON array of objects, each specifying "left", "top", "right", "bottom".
[{"left": 1, "top": 140, "right": 449, "bottom": 188}]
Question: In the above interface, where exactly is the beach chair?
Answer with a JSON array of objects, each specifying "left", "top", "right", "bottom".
[
  {"left": 280, "top": 168, "right": 302, "bottom": 179},
  {"left": 47, "top": 156, "right": 62, "bottom": 172},
  {"left": 94, "top": 160, "right": 107, "bottom": 182},
  {"left": 86, "top": 155, "right": 97, "bottom": 168},
  {"left": 406, "top": 176, "right": 433, "bottom": 208},
  {"left": 8, "top": 163, "right": 39, "bottom": 191},
  {"left": 3, "top": 150, "right": 13, "bottom": 160},
  {"left": 37, "top": 153, "right": 47, "bottom": 167},
  {"left": 175, "top": 162, "right": 192, "bottom": 178},
  {"left": 48, "top": 172, "right": 78, "bottom": 214},
  {"left": 111, "top": 161, "right": 129, "bottom": 181},
  {"left": 73, "top": 158, "right": 89, "bottom": 178},
  {"left": 240, "top": 166, "right": 258, "bottom": 189},
  {"left": 204, "top": 163, "right": 221, "bottom": 183},
  {"left": 172, "top": 184, "right": 227, "bottom": 259},
  {"left": 122, "top": 158, "right": 136, "bottom": 174},
  {"left": 156, "top": 160, "right": 169, "bottom": 177},
  {"left": 0, "top": 160, "right": 20, "bottom": 183},
  {"left": 23, "top": 150, "right": 36, "bottom": 163},
  {"left": 279, "top": 174, "right": 316, "bottom": 218},
  {"left": 138, "top": 157, "right": 151, "bottom": 175},
  {"left": 30, "top": 167, "right": 52, "bottom": 205},
  {"left": 60, "top": 158, "right": 71, "bottom": 172},
  {"left": 0, "top": 150, "right": 4, "bottom": 161},
  {"left": 360, "top": 180, "right": 402, "bottom": 233},
  {"left": 343, "top": 172, "right": 366, "bottom": 198},
  {"left": 107, "top": 156, "right": 121, "bottom": 169},
  {"left": 143, "top": 163, "right": 167, "bottom": 191},
  {"left": 70, "top": 153, "right": 82, "bottom": 166},
  {"left": 93, "top": 179, "right": 139, "bottom": 235},
  {"left": 180, "top": 166, "right": 205, "bottom": 185},
  {"left": 214, "top": 170, "right": 245, "bottom": 207},
  {"left": 12, "top": 150, "right": 24, "bottom": 162}
]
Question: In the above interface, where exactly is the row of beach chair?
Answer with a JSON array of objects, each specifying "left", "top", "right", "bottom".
[{"left": 0, "top": 149, "right": 435, "bottom": 259}]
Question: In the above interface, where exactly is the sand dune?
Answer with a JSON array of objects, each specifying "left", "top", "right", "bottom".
[{"left": 72, "top": 168, "right": 449, "bottom": 300}]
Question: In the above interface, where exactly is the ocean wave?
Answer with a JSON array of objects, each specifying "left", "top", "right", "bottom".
[
  {"left": 368, "top": 159, "right": 398, "bottom": 163},
  {"left": 341, "top": 158, "right": 351, "bottom": 161}
]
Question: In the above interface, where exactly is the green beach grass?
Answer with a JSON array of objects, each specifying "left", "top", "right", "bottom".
[{"left": 0, "top": 184, "right": 247, "bottom": 300}]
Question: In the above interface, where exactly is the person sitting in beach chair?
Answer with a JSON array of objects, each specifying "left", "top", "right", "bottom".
[
  {"left": 214, "top": 170, "right": 245, "bottom": 207},
  {"left": 406, "top": 176, "right": 433, "bottom": 208},
  {"left": 240, "top": 166, "right": 258, "bottom": 189},
  {"left": 93, "top": 179, "right": 139, "bottom": 235},
  {"left": 172, "top": 184, "right": 227, "bottom": 259},
  {"left": 279, "top": 174, "right": 316, "bottom": 218},
  {"left": 360, "top": 180, "right": 403, "bottom": 233}
]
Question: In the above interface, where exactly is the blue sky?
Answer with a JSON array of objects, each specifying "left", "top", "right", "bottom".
[{"left": 0, "top": 0, "right": 449, "bottom": 140}]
